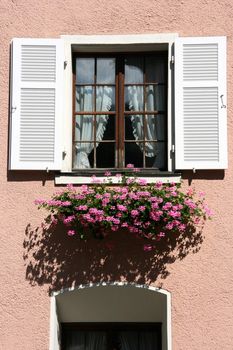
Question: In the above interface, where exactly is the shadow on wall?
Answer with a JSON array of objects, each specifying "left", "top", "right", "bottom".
[{"left": 23, "top": 221, "right": 203, "bottom": 294}]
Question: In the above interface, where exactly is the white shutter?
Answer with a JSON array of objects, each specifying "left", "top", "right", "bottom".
[
  {"left": 175, "top": 36, "right": 227, "bottom": 170},
  {"left": 9, "top": 38, "right": 63, "bottom": 170}
]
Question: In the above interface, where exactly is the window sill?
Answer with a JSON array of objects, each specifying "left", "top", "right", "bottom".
[{"left": 55, "top": 172, "right": 181, "bottom": 185}]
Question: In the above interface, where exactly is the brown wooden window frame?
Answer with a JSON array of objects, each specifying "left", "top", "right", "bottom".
[{"left": 72, "top": 52, "right": 168, "bottom": 173}]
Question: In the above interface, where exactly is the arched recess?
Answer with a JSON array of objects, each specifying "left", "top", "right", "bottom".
[{"left": 50, "top": 282, "right": 171, "bottom": 350}]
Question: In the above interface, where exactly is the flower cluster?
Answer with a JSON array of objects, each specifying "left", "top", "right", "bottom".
[{"left": 35, "top": 169, "right": 212, "bottom": 240}]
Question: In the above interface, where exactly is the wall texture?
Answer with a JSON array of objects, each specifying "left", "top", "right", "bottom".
[{"left": 0, "top": 0, "right": 233, "bottom": 349}]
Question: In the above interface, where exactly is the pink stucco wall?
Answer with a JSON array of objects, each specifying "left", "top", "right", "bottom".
[{"left": 0, "top": 0, "right": 233, "bottom": 349}]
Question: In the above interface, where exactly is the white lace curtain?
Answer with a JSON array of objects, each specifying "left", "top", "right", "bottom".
[
  {"left": 120, "top": 331, "right": 159, "bottom": 350},
  {"left": 74, "top": 86, "right": 113, "bottom": 168},
  {"left": 65, "top": 331, "right": 159, "bottom": 350},
  {"left": 126, "top": 57, "right": 165, "bottom": 168},
  {"left": 65, "top": 331, "right": 106, "bottom": 350}
]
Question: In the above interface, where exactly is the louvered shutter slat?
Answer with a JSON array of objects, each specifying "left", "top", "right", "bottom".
[
  {"left": 175, "top": 36, "right": 227, "bottom": 170},
  {"left": 10, "top": 38, "right": 63, "bottom": 170}
]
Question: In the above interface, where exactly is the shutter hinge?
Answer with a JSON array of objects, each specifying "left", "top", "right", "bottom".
[
  {"left": 64, "top": 60, "right": 68, "bottom": 69},
  {"left": 171, "top": 144, "right": 175, "bottom": 153},
  {"left": 170, "top": 55, "right": 175, "bottom": 65}
]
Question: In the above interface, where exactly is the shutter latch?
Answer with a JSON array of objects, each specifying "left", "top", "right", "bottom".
[
  {"left": 220, "top": 94, "right": 226, "bottom": 108},
  {"left": 62, "top": 150, "right": 67, "bottom": 159},
  {"left": 11, "top": 106, "right": 17, "bottom": 113},
  {"left": 171, "top": 55, "right": 175, "bottom": 65}
]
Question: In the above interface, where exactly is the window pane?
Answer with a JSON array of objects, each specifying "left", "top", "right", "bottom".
[
  {"left": 97, "top": 58, "right": 116, "bottom": 84},
  {"left": 145, "top": 114, "right": 166, "bottom": 141},
  {"left": 145, "top": 142, "right": 166, "bottom": 169},
  {"left": 145, "top": 85, "right": 166, "bottom": 111},
  {"left": 145, "top": 56, "right": 165, "bottom": 83},
  {"left": 96, "top": 86, "right": 115, "bottom": 112},
  {"left": 119, "top": 332, "right": 138, "bottom": 349},
  {"left": 76, "top": 86, "right": 93, "bottom": 112},
  {"left": 125, "top": 142, "right": 143, "bottom": 168},
  {"left": 64, "top": 330, "right": 85, "bottom": 350},
  {"left": 125, "top": 56, "right": 143, "bottom": 83},
  {"left": 96, "top": 115, "right": 115, "bottom": 140},
  {"left": 74, "top": 115, "right": 94, "bottom": 142},
  {"left": 125, "top": 86, "right": 144, "bottom": 112},
  {"left": 63, "top": 330, "right": 107, "bottom": 350},
  {"left": 73, "top": 142, "right": 94, "bottom": 168},
  {"left": 139, "top": 331, "right": 160, "bottom": 349},
  {"left": 96, "top": 142, "right": 115, "bottom": 168},
  {"left": 76, "top": 58, "right": 95, "bottom": 84},
  {"left": 125, "top": 115, "right": 144, "bottom": 140}
]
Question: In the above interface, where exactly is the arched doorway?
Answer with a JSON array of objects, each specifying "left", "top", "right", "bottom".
[{"left": 50, "top": 283, "right": 171, "bottom": 350}]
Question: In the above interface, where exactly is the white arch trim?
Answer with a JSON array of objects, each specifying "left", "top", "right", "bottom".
[{"left": 49, "top": 282, "right": 172, "bottom": 350}]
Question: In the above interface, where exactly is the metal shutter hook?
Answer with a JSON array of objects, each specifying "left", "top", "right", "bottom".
[{"left": 220, "top": 95, "right": 226, "bottom": 108}]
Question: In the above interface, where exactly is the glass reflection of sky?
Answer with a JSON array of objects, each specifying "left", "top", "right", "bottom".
[
  {"left": 76, "top": 58, "right": 95, "bottom": 84},
  {"left": 97, "top": 58, "right": 115, "bottom": 84},
  {"left": 125, "top": 57, "right": 143, "bottom": 84}
]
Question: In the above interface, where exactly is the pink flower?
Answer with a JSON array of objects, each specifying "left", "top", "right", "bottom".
[
  {"left": 95, "top": 194, "right": 103, "bottom": 199},
  {"left": 186, "top": 187, "right": 194, "bottom": 196},
  {"left": 117, "top": 204, "right": 127, "bottom": 211},
  {"left": 75, "top": 194, "right": 85, "bottom": 200},
  {"left": 143, "top": 244, "right": 153, "bottom": 252},
  {"left": 171, "top": 191, "right": 177, "bottom": 196},
  {"left": 165, "top": 222, "right": 174, "bottom": 230},
  {"left": 158, "top": 232, "right": 165, "bottom": 237},
  {"left": 63, "top": 215, "right": 75, "bottom": 224},
  {"left": 198, "top": 191, "right": 206, "bottom": 197},
  {"left": 91, "top": 175, "right": 102, "bottom": 184},
  {"left": 137, "top": 178, "right": 147, "bottom": 185},
  {"left": 126, "top": 178, "right": 134, "bottom": 185},
  {"left": 155, "top": 181, "right": 163, "bottom": 188},
  {"left": 168, "top": 210, "right": 181, "bottom": 218},
  {"left": 102, "top": 198, "right": 110, "bottom": 206},
  {"left": 150, "top": 211, "right": 162, "bottom": 221},
  {"left": 137, "top": 191, "right": 150, "bottom": 197},
  {"left": 150, "top": 196, "right": 159, "bottom": 202},
  {"left": 203, "top": 205, "right": 214, "bottom": 217},
  {"left": 106, "top": 216, "right": 115, "bottom": 222},
  {"left": 111, "top": 225, "right": 119, "bottom": 231},
  {"left": 152, "top": 202, "right": 159, "bottom": 209},
  {"left": 119, "top": 194, "right": 127, "bottom": 200},
  {"left": 179, "top": 224, "right": 186, "bottom": 231},
  {"left": 104, "top": 171, "right": 112, "bottom": 177},
  {"left": 131, "top": 209, "right": 139, "bottom": 217},
  {"left": 126, "top": 163, "right": 134, "bottom": 168},
  {"left": 51, "top": 217, "right": 58, "bottom": 225},
  {"left": 162, "top": 202, "right": 172, "bottom": 210},
  {"left": 194, "top": 217, "right": 200, "bottom": 224},
  {"left": 46, "top": 200, "right": 62, "bottom": 206},
  {"left": 139, "top": 205, "right": 146, "bottom": 211},
  {"left": 67, "top": 230, "right": 75, "bottom": 236},
  {"left": 67, "top": 183, "right": 75, "bottom": 191},
  {"left": 184, "top": 199, "right": 196, "bottom": 209},
  {"left": 76, "top": 205, "right": 88, "bottom": 211},
  {"left": 60, "top": 201, "right": 71, "bottom": 206}
]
